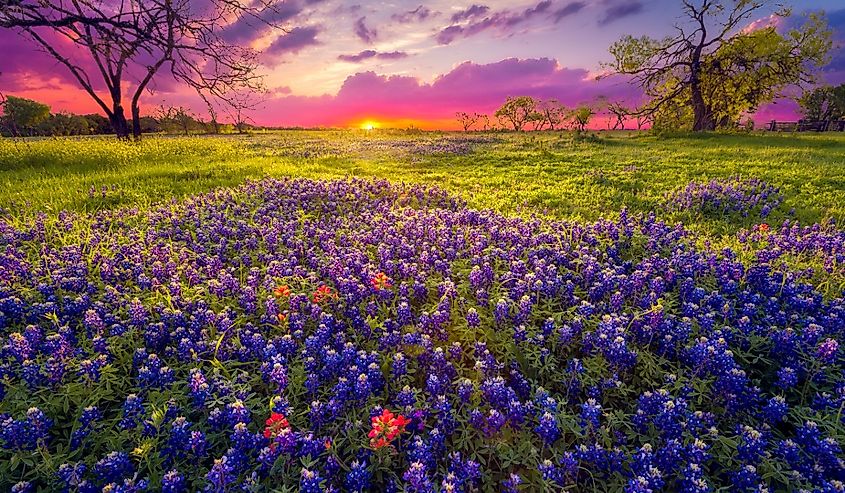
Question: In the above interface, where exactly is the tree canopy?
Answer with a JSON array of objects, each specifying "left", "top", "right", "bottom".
[
  {"left": 799, "top": 84, "right": 845, "bottom": 122},
  {"left": 0, "top": 95, "right": 50, "bottom": 136}
]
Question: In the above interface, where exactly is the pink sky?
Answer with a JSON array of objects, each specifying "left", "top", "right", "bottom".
[{"left": 1, "top": 1, "right": 843, "bottom": 130}]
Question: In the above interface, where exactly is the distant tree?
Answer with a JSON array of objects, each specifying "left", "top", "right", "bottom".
[
  {"left": 535, "top": 99, "right": 567, "bottom": 131},
  {"left": 40, "top": 112, "right": 92, "bottom": 136},
  {"left": 799, "top": 84, "right": 845, "bottom": 122},
  {"left": 607, "top": 102, "right": 630, "bottom": 130},
  {"left": 635, "top": 111, "right": 655, "bottom": 130},
  {"left": 495, "top": 96, "right": 537, "bottom": 132},
  {"left": 606, "top": 1, "right": 832, "bottom": 131},
  {"left": 456, "top": 112, "right": 481, "bottom": 132},
  {"left": 479, "top": 114, "right": 491, "bottom": 131},
  {"left": 0, "top": 1, "right": 288, "bottom": 139},
  {"left": 83, "top": 114, "right": 114, "bottom": 134},
  {"left": 207, "top": 103, "right": 221, "bottom": 135},
  {"left": 224, "top": 91, "right": 263, "bottom": 134},
  {"left": 158, "top": 105, "right": 198, "bottom": 135},
  {"left": 569, "top": 105, "right": 595, "bottom": 132},
  {"left": 0, "top": 95, "right": 50, "bottom": 136}
]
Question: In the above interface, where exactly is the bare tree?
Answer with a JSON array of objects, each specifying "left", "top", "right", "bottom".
[
  {"left": 636, "top": 111, "right": 655, "bottom": 130},
  {"left": 455, "top": 112, "right": 480, "bottom": 132},
  {"left": 224, "top": 90, "right": 264, "bottom": 134},
  {"left": 607, "top": 102, "right": 630, "bottom": 130},
  {"left": 478, "top": 114, "right": 491, "bottom": 131},
  {"left": 535, "top": 99, "right": 567, "bottom": 130},
  {"left": 1, "top": 1, "right": 288, "bottom": 139}
]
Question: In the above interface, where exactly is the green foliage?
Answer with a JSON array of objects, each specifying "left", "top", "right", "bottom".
[
  {"left": 607, "top": 4, "right": 833, "bottom": 130},
  {"left": 799, "top": 84, "right": 845, "bottom": 121},
  {"left": 494, "top": 96, "right": 537, "bottom": 131},
  {"left": 0, "top": 95, "right": 51, "bottom": 136},
  {"left": 569, "top": 105, "right": 595, "bottom": 132}
]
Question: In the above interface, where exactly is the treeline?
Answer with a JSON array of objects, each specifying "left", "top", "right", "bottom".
[
  {"left": 0, "top": 95, "right": 257, "bottom": 137},
  {"left": 457, "top": 97, "right": 647, "bottom": 132}
]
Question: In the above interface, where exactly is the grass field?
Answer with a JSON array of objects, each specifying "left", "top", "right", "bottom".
[
  {"left": 2, "top": 130, "right": 844, "bottom": 235},
  {"left": 2, "top": 131, "right": 845, "bottom": 491}
]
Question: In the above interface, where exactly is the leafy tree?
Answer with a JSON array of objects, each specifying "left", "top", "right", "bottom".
[
  {"left": 1, "top": 1, "right": 288, "bottom": 139},
  {"left": 495, "top": 96, "right": 537, "bottom": 131},
  {"left": 799, "top": 84, "right": 845, "bottom": 121},
  {"left": 0, "top": 95, "right": 50, "bottom": 136},
  {"left": 455, "top": 112, "right": 481, "bottom": 132},
  {"left": 606, "top": 1, "right": 832, "bottom": 131},
  {"left": 39, "top": 112, "right": 92, "bottom": 136},
  {"left": 569, "top": 105, "right": 595, "bottom": 132},
  {"left": 528, "top": 99, "right": 568, "bottom": 131}
]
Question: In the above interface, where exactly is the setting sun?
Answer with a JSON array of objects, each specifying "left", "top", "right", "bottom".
[{"left": 360, "top": 121, "right": 379, "bottom": 130}]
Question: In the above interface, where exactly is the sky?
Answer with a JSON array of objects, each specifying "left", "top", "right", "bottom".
[{"left": 1, "top": 0, "right": 844, "bottom": 129}]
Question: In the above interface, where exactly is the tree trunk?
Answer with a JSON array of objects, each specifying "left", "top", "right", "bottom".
[
  {"left": 690, "top": 63, "right": 715, "bottom": 131},
  {"left": 131, "top": 104, "right": 142, "bottom": 141},
  {"left": 110, "top": 106, "right": 130, "bottom": 140}
]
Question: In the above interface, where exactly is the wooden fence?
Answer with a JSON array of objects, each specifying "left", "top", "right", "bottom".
[{"left": 767, "top": 120, "right": 845, "bottom": 132}]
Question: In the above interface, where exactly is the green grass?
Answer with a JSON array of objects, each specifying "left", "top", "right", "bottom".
[{"left": 1, "top": 130, "right": 844, "bottom": 239}]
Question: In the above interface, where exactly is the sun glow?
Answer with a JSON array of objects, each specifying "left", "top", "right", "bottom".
[{"left": 360, "top": 121, "right": 379, "bottom": 130}]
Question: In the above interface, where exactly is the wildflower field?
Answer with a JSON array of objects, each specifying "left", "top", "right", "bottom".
[{"left": 0, "top": 131, "right": 844, "bottom": 492}]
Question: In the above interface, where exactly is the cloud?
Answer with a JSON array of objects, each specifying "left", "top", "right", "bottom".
[
  {"left": 392, "top": 5, "right": 436, "bottom": 23},
  {"left": 337, "top": 50, "right": 409, "bottom": 63},
  {"left": 222, "top": 2, "right": 309, "bottom": 44},
  {"left": 451, "top": 5, "right": 490, "bottom": 23},
  {"left": 598, "top": 1, "right": 644, "bottom": 26},
  {"left": 436, "top": 1, "right": 559, "bottom": 45},
  {"left": 254, "top": 57, "right": 641, "bottom": 128},
  {"left": 554, "top": 2, "right": 587, "bottom": 22},
  {"left": 354, "top": 17, "right": 378, "bottom": 44},
  {"left": 264, "top": 26, "right": 321, "bottom": 59}
]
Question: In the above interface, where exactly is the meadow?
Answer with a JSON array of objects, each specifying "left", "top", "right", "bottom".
[{"left": 0, "top": 131, "right": 844, "bottom": 492}]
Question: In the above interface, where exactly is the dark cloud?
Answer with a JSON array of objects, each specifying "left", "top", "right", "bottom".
[
  {"left": 436, "top": 1, "right": 556, "bottom": 45},
  {"left": 451, "top": 5, "right": 490, "bottom": 23},
  {"left": 598, "top": 1, "right": 644, "bottom": 26},
  {"left": 392, "top": 5, "right": 436, "bottom": 23},
  {"left": 265, "top": 26, "right": 321, "bottom": 58},
  {"left": 337, "top": 50, "right": 409, "bottom": 63},
  {"left": 354, "top": 17, "right": 378, "bottom": 44},
  {"left": 554, "top": 2, "right": 587, "bottom": 22}
]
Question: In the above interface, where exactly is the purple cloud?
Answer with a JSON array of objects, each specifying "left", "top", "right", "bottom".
[
  {"left": 598, "top": 1, "right": 644, "bottom": 26},
  {"left": 338, "top": 50, "right": 409, "bottom": 63},
  {"left": 265, "top": 26, "right": 321, "bottom": 58},
  {"left": 451, "top": 5, "right": 491, "bottom": 23},
  {"left": 392, "top": 5, "right": 436, "bottom": 23},
  {"left": 222, "top": 2, "right": 307, "bottom": 44},
  {"left": 254, "top": 57, "right": 641, "bottom": 127},
  {"left": 554, "top": 2, "right": 587, "bottom": 22},
  {"left": 354, "top": 17, "right": 378, "bottom": 44},
  {"left": 437, "top": 1, "right": 558, "bottom": 45}
]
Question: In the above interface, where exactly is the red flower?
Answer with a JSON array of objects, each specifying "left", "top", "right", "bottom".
[
  {"left": 370, "top": 272, "right": 392, "bottom": 290},
  {"left": 312, "top": 285, "right": 337, "bottom": 303},
  {"left": 368, "top": 409, "right": 411, "bottom": 449},
  {"left": 274, "top": 285, "right": 292, "bottom": 298},
  {"left": 277, "top": 312, "right": 287, "bottom": 324},
  {"left": 757, "top": 223, "right": 770, "bottom": 232},
  {"left": 264, "top": 412, "right": 290, "bottom": 440}
]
